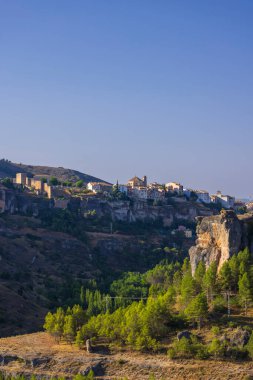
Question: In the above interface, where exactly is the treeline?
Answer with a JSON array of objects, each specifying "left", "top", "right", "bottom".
[{"left": 44, "top": 249, "right": 253, "bottom": 353}]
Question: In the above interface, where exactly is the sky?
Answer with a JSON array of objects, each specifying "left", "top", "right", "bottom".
[{"left": 0, "top": 1, "right": 253, "bottom": 198}]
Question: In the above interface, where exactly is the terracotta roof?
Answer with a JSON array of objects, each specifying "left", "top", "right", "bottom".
[{"left": 128, "top": 176, "right": 142, "bottom": 182}]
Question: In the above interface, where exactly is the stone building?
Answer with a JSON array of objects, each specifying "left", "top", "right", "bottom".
[
  {"left": 127, "top": 175, "right": 147, "bottom": 188},
  {"left": 165, "top": 182, "right": 183, "bottom": 195},
  {"left": 16, "top": 173, "right": 27, "bottom": 186}
]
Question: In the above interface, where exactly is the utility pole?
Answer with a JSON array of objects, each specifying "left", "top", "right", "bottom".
[
  {"left": 106, "top": 296, "right": 109, "bottom": 313},
  {"left": 227, "top": 291, "right": 231, "bottom": 317}
]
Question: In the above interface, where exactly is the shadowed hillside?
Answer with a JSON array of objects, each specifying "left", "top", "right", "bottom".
[{"left": 0, "top": 159, "right": 108, "bottom": 184}]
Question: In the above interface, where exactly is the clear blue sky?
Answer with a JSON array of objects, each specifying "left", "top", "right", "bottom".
[{"left": 1, "top": 1, "right": 253, "bottom": 198}]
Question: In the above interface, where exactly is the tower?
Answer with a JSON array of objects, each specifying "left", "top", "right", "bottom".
[{"left": 142, "top": 175, "right": 147, "bottom": 187}]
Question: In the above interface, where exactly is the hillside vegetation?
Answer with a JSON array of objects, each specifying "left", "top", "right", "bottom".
[{"left": 44, "top": 249, "right": 253, "bottom": 361}]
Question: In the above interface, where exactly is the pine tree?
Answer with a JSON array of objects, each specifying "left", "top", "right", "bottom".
[
  {"left": 246, "top": 332, "right": 253, "bottom": 359},
  {"left": 194, "top": 261, "right": 206, "bottom": 290},
  {"left": 75, "top": 326, "right": 86, "bottom": 349},
  {"left": 184, "top": 293, "right": 208, "bottom": 330},
  {"left": 238, "top": 272, "right": 252, "bottom": 316},
  {"left": 218, "top": 261, "right": 232, "bottom": 292},
  {"left": 228, "top": 254, "right": 239, "bottom": 290},
  {"left": 80, "top": 286, "right": 85, "bottom": 306},
  {"left": 180, "top": 272, "right": 197, "bottom": 307},
  {"left": 63, "top": 315, "right": 75, "bottom": 344},
  {"left": 203, "top": 262, "right": 217, "bottom": 304}
]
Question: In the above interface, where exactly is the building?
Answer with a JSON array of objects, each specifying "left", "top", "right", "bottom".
[
  {"left": 165, "top": 182, "right": 183, "bottom": 195},
  {"left": 118, "top": 184, "right": 128, "bottom": 194},
  {"left": 212, "top": 191, "right": 235, "bottom": 209},
  {"left": 148, "top": 182, "right": 162, "bottom": 190},
  {"left": 15, "top": 173, "right": 52, "bottom": 198},
  {"left": 128, "top": 175, "right": 147, "bottom": 188},
  {"left": 131, "top": 187, "right": 148, "bottom": 199},
  {"left": 147, "top": 188, "right": 165, "bottom": 200},
  {"left": 195, "top": 190, "right": 211, "bottom": 204},
  {"left": 30, "top": 178, "right": 44, "bottom": 193},
  {"left": 44, "top": 183, "right": 52, "bottom": 198},
  {"left": 16, "top": 173, "right": 27, "bottom": 186},
  {"left": 185, "top": 229, "right": 193, "bottom": 238},
  {"left": 87, "top": 182, "right": 112, "bottom": 193}
]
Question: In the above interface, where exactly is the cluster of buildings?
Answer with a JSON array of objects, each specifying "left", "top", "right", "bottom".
[
  {"left": 15, "top": 173, "right": 52, "bottom": 198},
  {"left": 101, "top": 175, "right": 235, "bottom": 209},
  {"left": 12, "top": 172, "right": 237, "bottom": 210}
]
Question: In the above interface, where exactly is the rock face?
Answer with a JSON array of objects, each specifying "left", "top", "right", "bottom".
[
  {"left": 81, "top": 197, "right": 215, "bottom": 227},
  {"left": 189, "top": 210, "right": 253, "bottom": 273}
]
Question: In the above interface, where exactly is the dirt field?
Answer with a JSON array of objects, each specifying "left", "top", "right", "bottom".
[{"left": 0, "top": 332, "right": 253, "bottom": 379}]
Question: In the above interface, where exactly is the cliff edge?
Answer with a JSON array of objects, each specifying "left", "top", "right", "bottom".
[{"left": 189, "top": 210, "right": 253, "bottom": 273}]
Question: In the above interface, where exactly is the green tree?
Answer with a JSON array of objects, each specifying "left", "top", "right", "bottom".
[
  {"left": 203, "top": 262, "right": 217, "bottom": 304},
  {"left": 180, "top": 272, "right": 197, "bottom": 307},
  {"left": 246, "top": 332, "right": 253, "bottom": 359},
  {"left": 49, "top": 176, "right": 59, "bottom": 186},
  {"left": 228, "top": 254, "right": 239, "bottom": 290},
  {"left": 75, "top": 327, "right": 86, "bottom": 349},
  {"left": 184, "top": 293, "right": 208, "bottom": 329},
  {"left": 80, "top": 286, "right": 85, "bottom": 306},
  {"left": 173, "top": 337, "right": 193, "bottom": 358},
  {"left": 75, "top": 180, "right": 84, "bottom": 188},
  {"left": 208, "top": 338, "right": 225, "bottom": 359},
  {"left": 182, "top": 258, "right": 191, "bottom": 274},
  {"left": 63, "top": 315, "right": 75, "bottom": 343},
  {"left": 218, "top": 261, "right": 232, "bottom": 291},
  {"left": 194, "top": 261, "right": 206, "bottom": 290},
  {"left": 238, "top": 272, "right": 252, "bottom": 316}
]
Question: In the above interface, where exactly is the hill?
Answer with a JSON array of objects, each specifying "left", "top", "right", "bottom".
[
  {"left": 0, "top": 159, "right": 108, "bottom": 184},
  {"left": 0, "top": 212, "right": 172, "bottom": 337}
]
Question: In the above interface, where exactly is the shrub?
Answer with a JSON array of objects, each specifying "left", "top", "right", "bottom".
[
  {"left": 208, "top": 338, "right": 225, "bottom": 359},
  {"left": 211, "top": 326, "right": 220, "bottom": 337}
]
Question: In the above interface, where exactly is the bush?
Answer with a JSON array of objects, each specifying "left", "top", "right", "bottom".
[
  {"left": 212, "top": 296, "right": 227, "bottom": 313},
  {"left": 171, "top": 337, "right": 193, "bottom": 358},
  {"left": 208, "top": 338, "right": 225, "bottom": 359},
  {"left": 211, "top": 326, "right": 220, "bottom": 337}
]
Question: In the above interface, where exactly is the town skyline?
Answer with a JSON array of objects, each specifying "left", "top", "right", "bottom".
[{"left": 2, "top": 157, "right": 251, "bottom": 201}]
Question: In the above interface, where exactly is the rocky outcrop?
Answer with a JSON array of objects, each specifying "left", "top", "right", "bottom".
[
  {"left": 81, "top": 197, "right": 215, "bottom": 227},
  {"left": 189, "top": 210, "right": 253, "bottom": 273}
]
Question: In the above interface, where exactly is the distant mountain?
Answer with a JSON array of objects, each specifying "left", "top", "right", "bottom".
[{"left": 0, "top": 159, "right": 109, "bottom": 184}]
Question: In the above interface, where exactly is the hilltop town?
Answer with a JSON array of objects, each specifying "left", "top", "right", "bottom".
[{"left": 0, "top": 163, "right": 246, "bottom": 213}]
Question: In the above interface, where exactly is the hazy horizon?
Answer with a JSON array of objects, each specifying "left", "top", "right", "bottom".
[{"left": 1, "top": 1, "right": 253, "bottom": 198}]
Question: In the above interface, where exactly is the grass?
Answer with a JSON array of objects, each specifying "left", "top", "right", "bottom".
[{"left": 0, "top": 332, "right": 253, "bottom": 379}]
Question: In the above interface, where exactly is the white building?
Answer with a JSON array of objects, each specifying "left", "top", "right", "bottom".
[
  {"left": 213, "top": 191, "right": 235, "bottom": 209},
  {"left": 87, "top": 182, "right": 112, "bottom": 193},
  {"left": 165, "top": 182, "right": 183, "bottom": 195},
  {"left": 185, "top": 229, "right": 193, "bottom": 238},
  {"left": 195, "top": 190, "right": 211, "bottom": 204},
  {"left": 132, "top": 187, "right": 148, "bottom": 199}
]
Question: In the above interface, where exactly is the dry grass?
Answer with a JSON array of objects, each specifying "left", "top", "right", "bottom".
[{"left": 1, "top": 332, "right": 253, "bottom": 379}]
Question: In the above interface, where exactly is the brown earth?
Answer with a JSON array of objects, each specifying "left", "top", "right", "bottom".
[
  {"left": 0, "top": 214, "right": 172, "bottom": 338},
  {"left": 0, "top": 332, "right": 252, "bottom": 380}
]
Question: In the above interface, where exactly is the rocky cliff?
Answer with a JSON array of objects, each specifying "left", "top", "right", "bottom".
[
  {"left": 81, "top": 197, "right": 215, "bottom": 226},
  {"left": 189, "top": 210, "right": 253, "bottom": 273}
]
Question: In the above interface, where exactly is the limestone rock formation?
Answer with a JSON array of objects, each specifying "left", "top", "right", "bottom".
[{"left": 189, "top": 210, "right": 253, "bottom": 273}]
